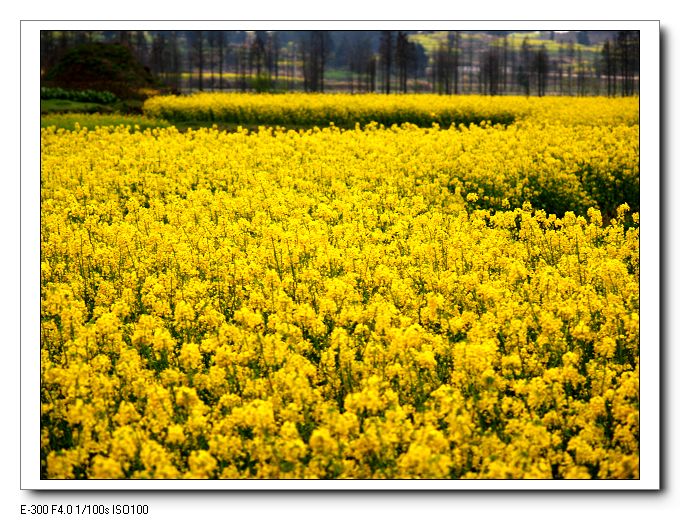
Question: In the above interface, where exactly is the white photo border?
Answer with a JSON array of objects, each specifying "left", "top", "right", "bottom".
[{"left": 21, "top": 19, "right": 660, "bottom": 490}]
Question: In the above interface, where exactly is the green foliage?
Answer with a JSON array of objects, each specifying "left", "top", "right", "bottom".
[
  {"left": 42, "top": 43, "right": 160, "bottom": 99},
  {"left": 251, "top": 75, "right": 274, "bottom": 93},
  {"left": 41, "top": 87, "right": 118, "bottom": 104}
]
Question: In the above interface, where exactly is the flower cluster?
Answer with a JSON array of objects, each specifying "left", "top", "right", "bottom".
[{"left": 41, "top": 100, "right": 639, "bottom": 479}]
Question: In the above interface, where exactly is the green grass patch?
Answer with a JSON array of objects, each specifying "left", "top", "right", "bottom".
[
  {"left": 41, "top": 99, "right": 114, "bottom": 114},
  {"left": 324, "top": 69, "right": 352, "bottom": 81}
]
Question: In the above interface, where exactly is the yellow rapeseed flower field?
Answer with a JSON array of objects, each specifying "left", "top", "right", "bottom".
[
  {"left": 41, "top": 97, "right": 639, "bottom": 479},
  {"left": 142, "top": 93, "right": 639, "bottom": 129}
]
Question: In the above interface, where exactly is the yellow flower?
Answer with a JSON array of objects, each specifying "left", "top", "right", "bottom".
[{"left": 179, "top": 342, "right": 203, "bottom": 372}]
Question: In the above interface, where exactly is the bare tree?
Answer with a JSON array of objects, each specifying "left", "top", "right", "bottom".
[
  {"left": 481, "top": 43, "right": 501, "bottom": 95},
  {"left": 40, "top": 31, "right": 58, "bottom": 75},
  {"left": 567, "top": 41, "right": 575, "bottom": 95},
  {"left": 534, "top": 44, "right": 549, "bottom": 96},
  {"left": 501, "top": 35, "right": 509, "bottom": 94},
  {"left": 450, "top": 32, "right": 461, "bottom": 94},
  {"left": 216, "top": 31, "right": 227, "bottom": 90},
  {"left": 379, "top": 31, "right": 393, "bottom": 94},
  {"left": 576, "top": 47, "right": 585, "bottom": 96},
  {"left": 346, "top": 34, "right": 376, "bottom": 93},
  {"left": 617, "top": 30, "right": 639, "bottom": 96},
  {"left": 237, "top": 42, "right": 248, "bottom": 91},
  {"left": 302, "top": 31, "right": 330, "bottom": 92},
  {"left": 396, "top": 31, "right": 417, "bottom": 93},
  {"left": 433, "top": 40, "right": 452, "bottom": 94},
  {"left": 188, "top": 31, "right": 205, "bottom": 91},
  {"left": 207, "top": 31, "right": 216, "bottom": 89},
  {"left": 270, "top": 32, "right": 280, "bottom": 84},
  {"left": 602, "top": 39, "right": 615, "bottom": 96},
  {"left": 251, "top": 31, "right": 267, "bottom": 80},
  {"left": 150, "top": 32, "right": 167, "bottom": 80},
  {"left": 169, "top": 31, "right": 181, "bottom": 92},
  {"left": 518, "top": 37, "right": 531, "bottom": 96},
  {"left": 432, "top": 32, "right": 461, "bottom": 95}
]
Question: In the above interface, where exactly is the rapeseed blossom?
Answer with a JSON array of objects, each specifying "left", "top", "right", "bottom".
[{"left": 41, "top": 98, "right": 639, "bottom": 479}]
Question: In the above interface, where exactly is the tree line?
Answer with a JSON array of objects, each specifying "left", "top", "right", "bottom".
[{"left": 40, "top": 30, "right": 640, "bottom": 97}]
